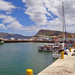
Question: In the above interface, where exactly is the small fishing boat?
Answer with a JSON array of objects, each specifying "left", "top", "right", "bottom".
[
  {"left": 0, "top": 40, "right": 4, "bottom": 44},
  {"left": 37, "top": 44, "right": 53, "bottom": 52},
  {"left": 37, "top": 42, "right": 62, "bottom": 52},
  {"left": 53, "top": 49, "right": 62, "bottom": 59},
  {"left": 53, "top": 52, "right": 61, "bottom": 59},
  {"left": 52, "top": 44, "right": 64, "bottom": 59}
]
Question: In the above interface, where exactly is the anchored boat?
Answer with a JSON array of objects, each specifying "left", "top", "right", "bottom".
[
  {"left": 0, "top": 39, "right": 4, "bottom": 44},
  {"left": 37, "top": 42, "right": 62, "bottom": 52},
  {"left": 0, "top": 41, "right": 4, "bottom": 44},
  {"left": 53, "top": 2, "right": 66, "bottom": 59},
  {"left": 37, "top": 44, "right": 53, "bottom": 52}
]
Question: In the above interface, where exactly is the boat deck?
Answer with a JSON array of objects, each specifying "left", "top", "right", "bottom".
[{"left": 37, "top": 48, "right": 75, "bottom": 75}]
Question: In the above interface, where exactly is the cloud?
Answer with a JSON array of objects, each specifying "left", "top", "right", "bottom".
[
  {"left": 6, "top": 12, "right": 12, "bottom": 14},
  {"left": 0, "top": 13, "right": 74, "bottom": 35},
  {"left": 25, "top": 5, "right": 48, "bottom": 25},
  {"left": 47, "top": 18, "right": 62, "bottom": 31},
  {"left": 0, "top": 14, "right": 30, "bottom": 31},
  {"left": 0, "top": 0, "right": 16, "bottom": 11},
  {"left": 22, "top": 0, "right": 26, "bottom": 3},
  {"left": 0, "top": 14, "right": 16, "bottom": 23},
  {"left": 22, "top": 0, "right": 75, "bottom": 33},
  {"left": 18, "top": 7, "right": 21, "bottom": 9},
  {"left": 0, "top": 24, "right": 7, "bottom": 29},
  {"left": 23, "top": 8, "right": 26, "bottom": 10},
  {"left": 0, "top": 0, "right": 75, "bottom": 36},
  {"left": 7, "top": 21, "right": 23, "bottom": 29},
  {"left": 23, "top": 0, "right": 61, "bottom": 26},
  {"left": 0, "top": 14, "right": 24, "bottom": 30}
]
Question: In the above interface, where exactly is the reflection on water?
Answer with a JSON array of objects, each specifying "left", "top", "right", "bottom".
[{"left": 0, "top": 43, "right": 56, "bottom": 75}]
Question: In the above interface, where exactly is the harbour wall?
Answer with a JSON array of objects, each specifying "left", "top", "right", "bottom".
[
  {"left": 37, "top": 49, "right": 75, "bottom": 75},
  {"left": 4, "top": 40, "right": 73, "bottom": 43}
]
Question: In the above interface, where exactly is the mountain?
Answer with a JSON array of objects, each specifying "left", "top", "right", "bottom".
[
  {"left": 35, "top": 29, "right": 71, "bottom": 37},
  {"left": 0, "top": 32, "right": 32, "bottom": 39},
  {"left": 35, "top": 29, "right": 63, "bottom": 36}
]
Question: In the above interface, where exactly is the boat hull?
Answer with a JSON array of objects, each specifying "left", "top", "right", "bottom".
[
  {"left": 53, "top": 53, "right": 61, "bottom": 59},
  {"left": 39, "top": 49, "right": 52, "bottom": 52},
  {"left": 0, "top": 41, "right": 4, "bottom": 44},
  {"left": 38, "top": 46, "right": 52, "bottom": 52}
]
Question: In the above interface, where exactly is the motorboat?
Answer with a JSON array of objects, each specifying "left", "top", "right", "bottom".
[
  {"left": 37, "top": 42, "right": 63, "bottom": 52},
  {"left": 37, "top": 44, "right": 53, "bottom": 52},
  {"left": 0, "top": 40, "right": 4, "bottom": 44},
  {"left": 52, "top": 45, "right": 64, "bottom": 59},
  {"left": 53, "top": 50, "right": 61, "bottom": 59}
]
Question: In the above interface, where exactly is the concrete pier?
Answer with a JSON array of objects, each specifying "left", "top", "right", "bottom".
[{"left": 38, "top": 49, "right": 75, "bottom": 75}]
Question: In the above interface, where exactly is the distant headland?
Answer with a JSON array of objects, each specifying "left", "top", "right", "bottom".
[{"left": 0, "top": 29, "right": 75, "bottom": 43}]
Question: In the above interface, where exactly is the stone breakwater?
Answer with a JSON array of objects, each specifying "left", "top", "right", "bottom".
[{"left": 37, "top": 49, "right": 75, "bottom": 75}]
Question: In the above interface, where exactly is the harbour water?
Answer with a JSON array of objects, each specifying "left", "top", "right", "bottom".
[{"left": 0, "top": 43, "right": 56, "bottom": 75}]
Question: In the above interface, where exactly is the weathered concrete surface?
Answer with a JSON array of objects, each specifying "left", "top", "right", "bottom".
[{"left": 38, "top": 49, "right": 75, "bottom": 75}]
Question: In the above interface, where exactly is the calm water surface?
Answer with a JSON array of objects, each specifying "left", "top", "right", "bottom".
[{"left": 0, "top": 43, "right": 56, "bottom": 75}]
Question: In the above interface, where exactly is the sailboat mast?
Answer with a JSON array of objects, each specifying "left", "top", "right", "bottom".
[
  {"left": 62, "top": 2, "right": 67, "bottom": 45},
  {"left": 65, "top": 23, "right": 67, "bottom": 45},
  {"left": 62, "top": 2, "right": 65, "bottom": 43}
]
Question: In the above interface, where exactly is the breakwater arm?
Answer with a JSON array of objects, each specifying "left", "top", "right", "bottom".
[
  {"left": 4, "top": 40, "right": 70, "bottom": 43},
  {"left": 4, "top": 40, "right": 55, "bottom": 43}
]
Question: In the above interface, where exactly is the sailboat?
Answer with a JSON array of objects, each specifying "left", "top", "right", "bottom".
[{"left": 53, "top": 2, "right": 65, "bottom": 59}]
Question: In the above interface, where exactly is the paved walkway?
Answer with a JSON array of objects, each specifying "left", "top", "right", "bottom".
[{"left": 37, "top": 49, "right": 75, "bottom": 75}]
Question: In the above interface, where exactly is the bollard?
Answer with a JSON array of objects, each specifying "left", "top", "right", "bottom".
[
  {"left": 69, "top": 47, "right": 71, "bottom": 52},
  {"left": 26, "top": 69, "right": 33, "bottom": 75},
  {"left": 61, "top": 51, "right": 64, "bottom": 59},
  {"left": 74, "top": 46, "right": 75, "bottom": 48}
]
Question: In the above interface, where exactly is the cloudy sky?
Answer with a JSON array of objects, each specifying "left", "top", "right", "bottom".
[{"left": 0, "top": 0, "right": 75, "bottom": 36}]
